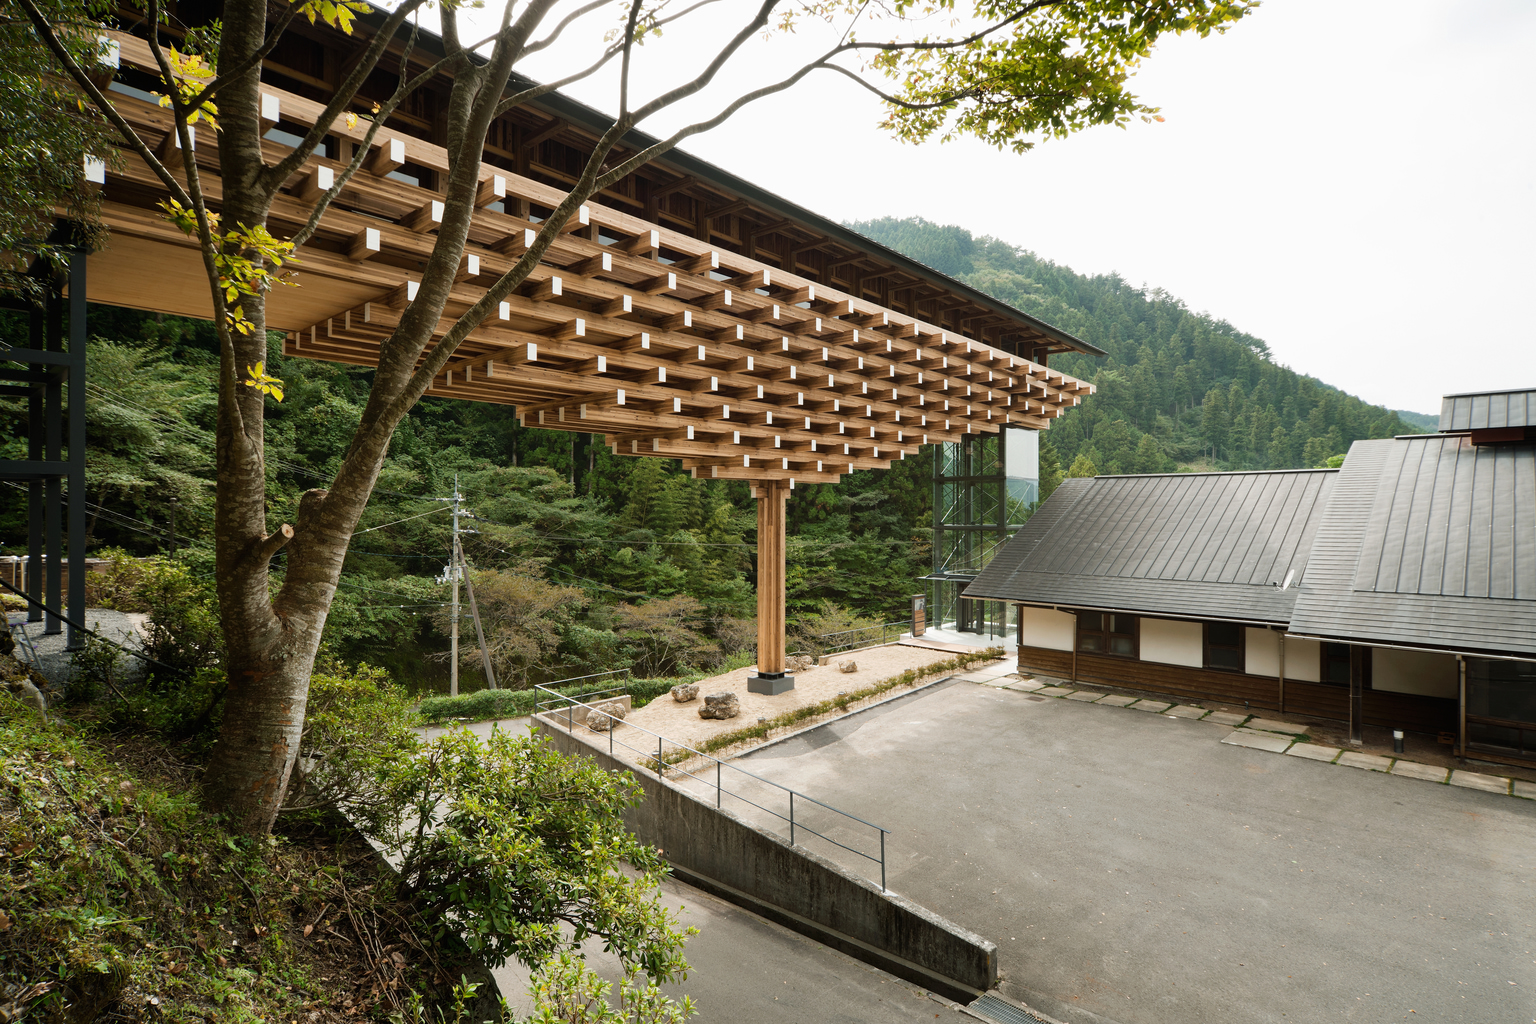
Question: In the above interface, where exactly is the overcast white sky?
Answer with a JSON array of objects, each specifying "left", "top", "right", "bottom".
[{"left": 463, "top": 0, "right": 1536, "bottom": 415}]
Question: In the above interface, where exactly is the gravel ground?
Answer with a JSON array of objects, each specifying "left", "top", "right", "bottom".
[
  {"left": 7, "top": 608, "right": 151, "bottom": 694},
  {"left": 622, "top": 643, "right": 968, "bottom": 751}
]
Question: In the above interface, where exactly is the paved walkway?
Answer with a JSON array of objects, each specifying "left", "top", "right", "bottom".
[
  {"left": 723, "top": 676, "right": 1536, "bottom": 1024},
  {"left": 980, "top": 673, "right": 1535, "bottom": 802}
]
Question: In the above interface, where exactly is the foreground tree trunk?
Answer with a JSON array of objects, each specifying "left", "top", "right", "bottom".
[{"left": 23, "top": 0, "right": 1252, "bottom": 833}]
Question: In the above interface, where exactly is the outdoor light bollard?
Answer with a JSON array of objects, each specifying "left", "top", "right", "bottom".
[{"left": 1393, "top": 730, "right": 1405, "bottom": 754}]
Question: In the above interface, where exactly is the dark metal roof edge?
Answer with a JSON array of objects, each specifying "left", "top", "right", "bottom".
[
  {"left": 1439, "top": 387, "right": 1536, "bottom": 399},
  {"left": 351, "top": 5, "right": 1105, "bottom": 359},
  {"left": 1090, "top": 468, "right": 1339, "bottom": 480},
  {"left": 1283, "top": 631, "right": 1536, "bottom": 662}
]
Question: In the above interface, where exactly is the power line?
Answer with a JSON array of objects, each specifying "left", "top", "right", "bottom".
[{"left": 354, "top": 504, "right": 451, "bottom": 534}]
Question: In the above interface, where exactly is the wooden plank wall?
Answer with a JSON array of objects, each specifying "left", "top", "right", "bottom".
[{"left": 1015, "top": 645, "right": 1457, "bottom": 734}]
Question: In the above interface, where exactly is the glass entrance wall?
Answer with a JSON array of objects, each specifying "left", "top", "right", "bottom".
[{"left": 925, "top": 428, "right": 1039, "bottom": 640}]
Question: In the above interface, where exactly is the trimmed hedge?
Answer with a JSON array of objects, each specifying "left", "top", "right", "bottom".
[
  {"left": 417, "top": 675, "right": 687, "bottom": 724},
  {"left": 690, "top": 647, "right": 1005, "bottom": 756}
]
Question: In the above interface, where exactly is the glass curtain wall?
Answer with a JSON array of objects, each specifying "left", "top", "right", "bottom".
[{"left": 926, "top": 427, "right": 1039, "bottom": 640}]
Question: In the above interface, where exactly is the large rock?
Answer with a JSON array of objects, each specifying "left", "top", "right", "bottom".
[
  {"left": 586, "top": 700, "right": 627, "bottom": 732},
  {"left": 837, "top": 660, "right": 859, "bottom": 674},
  {"left": 671, "top": 683, "right": 699, "bottom": 703},
  {"left": 698, "top": 691, "right": 740, "bottom": 720},
  {"left": 786, "top": 655, "right": 814, "bottom": 673}
]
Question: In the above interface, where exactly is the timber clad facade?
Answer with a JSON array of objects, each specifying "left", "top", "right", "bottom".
[{"left": 968, "top": 394, "right": 1536, "bottom": 765}]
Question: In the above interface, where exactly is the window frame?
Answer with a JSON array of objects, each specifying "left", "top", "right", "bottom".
[
  {"left": 1076, "top": 611, "right": 1139, "bottom": 659},
  {"left": 1203, "top": 621, "right": 1246, "bottom": 674},
  {"left": 1319, "top": 642, "right": 1372, "bottom": 689}
]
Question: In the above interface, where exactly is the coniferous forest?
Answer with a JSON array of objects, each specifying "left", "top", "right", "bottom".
[{"left": 1, "top": 217, "right": 1426, "bottom": 692}]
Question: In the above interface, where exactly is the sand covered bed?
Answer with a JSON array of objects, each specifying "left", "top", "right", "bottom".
[{"left": 610, "top": 642, "right": 1002, "bottom": 758}]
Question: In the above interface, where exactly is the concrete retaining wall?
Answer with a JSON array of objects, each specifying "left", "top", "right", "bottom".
[{"left": 534, "top": 717, "right": 997, "bottom": 999}]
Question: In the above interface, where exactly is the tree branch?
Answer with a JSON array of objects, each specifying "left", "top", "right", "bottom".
[
  {"left": 180, "top": 0, "right": 306, "bottom": 110},
  {"left": 13, "top": 0, "right": 192, "bottom": 208},
  {"left": 246, "top": 523, "right": 295, "bottom": 572},
  {"left": 260, "top": 0, "right": 433, "bottom": 192},
  {"left": 521, "top": 0, "right": 610, "bottom": 57}
]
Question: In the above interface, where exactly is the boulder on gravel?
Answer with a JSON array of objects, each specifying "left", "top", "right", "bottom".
[
  {"left": 671, "top": 683, "right": 699, "bottom": 703},
  {"left": 837, "top": 660, "right": 858, "bottom": 674},
  {"left": 698, "top": 691, "right": 740, "bottom": 720},
  {"left": 586, "top": 700, "right": 627, "bottom": 732}
]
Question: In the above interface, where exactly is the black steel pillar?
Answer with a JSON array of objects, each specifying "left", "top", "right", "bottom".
[
  {"left": 26, "top": 306, "right": 44, "bottom": 623},
  {"left": 66, "top": 249, "right": 87, "bottom": 649},
  {"left": 44, "top": 284, "right": 63, "bottom": 635}
]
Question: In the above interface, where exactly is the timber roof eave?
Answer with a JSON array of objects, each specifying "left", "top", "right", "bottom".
[{"left": 342, "top": 3, "right": 1106, "bottom": 360}]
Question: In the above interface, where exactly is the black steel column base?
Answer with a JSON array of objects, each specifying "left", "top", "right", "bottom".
[{"left": 747, "top": 671, "right": 795, "bottom": 695}]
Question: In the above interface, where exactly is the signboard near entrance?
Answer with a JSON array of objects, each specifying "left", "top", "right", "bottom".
[{"left": 911, "top": 594, "right": 926, "bottom": 636}]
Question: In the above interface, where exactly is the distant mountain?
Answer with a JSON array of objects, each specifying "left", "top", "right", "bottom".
[
  {"left": 849, "top": 217, "right": 1424, "bottom": 477},
  {"left": 1393, "top": 409, "right": 1440, "bottom": 432}
]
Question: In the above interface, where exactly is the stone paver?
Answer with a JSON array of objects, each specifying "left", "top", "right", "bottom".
[
  {"left": 1245, "top": 718, "right": 1306, "bottom": 735},
  {"left": 1204, "top": 711, "right": 1249, "bottom": 727},
  {"left": 1165, "top": 705, "right": 1209, "bottom": 720},
  {"left": 1389, "top": 760, "right": 1449, "bottom": 783},
  {"left": 1001, "top": 679, "right": 1046, "bottom": 692},
  {"left": 1286, "top": 743, "right": 1342, "bottom": 762},
  {"left": 1064, "top": 690, "right": 1103, "bottom": 702},
  {"left": 1095, "top": 693, "right": 1137, "bottom": 707},
  {"left": 1036, "top": 686, "right": 1074, "bottom": 697},
  {"left": 1220, "top": 729, "right": 1293, "bottom": 753},
  {"left": 1131, "top": 700, "right": 1172, "bottom": 713},
  {"left": 1449, "top": 771, "right": 1510, "bottom": 794},
  {"left": 1514, "top": 780, "right": 1536, "bottom": 800},
  {"left": 1337, "top": 750, "right": 1392, "bottom": 772}
]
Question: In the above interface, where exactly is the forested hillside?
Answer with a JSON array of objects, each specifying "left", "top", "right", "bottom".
[
  {"left": 850, "top": 217, "right": 1425, "bottom": 477},
  {"left": 0, "top": 308, "right": 930, "bottom": 692},
  {"left": 2, "top": 218, "right": 1425, "bottom": 694}
]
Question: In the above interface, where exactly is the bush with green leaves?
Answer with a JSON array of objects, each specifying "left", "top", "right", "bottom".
[
  {"left": 379, "top": 729, "right": 694, "bottom": 982},
  {"left": 281, "top": 661, "right": 422, "bottom": 834}
]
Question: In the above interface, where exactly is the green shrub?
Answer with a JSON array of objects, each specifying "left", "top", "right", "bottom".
[
  {"left": 379, "top": 729, "right": 693, "bottom": 979},
  {"left": 281, "top": 661, "right": 421, "bottom": 835},
  {"left": 417, "top": 675, "right": 695, "bottom": 724}
]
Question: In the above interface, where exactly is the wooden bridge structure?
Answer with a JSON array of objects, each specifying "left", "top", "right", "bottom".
[{"left": 60, "top": 18, "right": 1098, "bottom": 690}]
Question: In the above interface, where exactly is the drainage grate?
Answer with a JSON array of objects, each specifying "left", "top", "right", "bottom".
[{"left": 968, "top": 993, "right": 1056, "bottom": 1024}]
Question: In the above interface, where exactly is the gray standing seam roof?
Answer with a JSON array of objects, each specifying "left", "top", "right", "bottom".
[
  {"left": 1438, "top": 388, "right": 1536, "bottom": 432},
  {"left": 963, "top": 469, "right": 1337, "bottom": 624},
  {"left": 1289, "top": 435, "right": 1536, "bottom": 655}
]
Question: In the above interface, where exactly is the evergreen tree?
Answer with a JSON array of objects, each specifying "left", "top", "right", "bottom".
[{"left": 1067, "top": 453, "right": 1099, "bottom": 478}]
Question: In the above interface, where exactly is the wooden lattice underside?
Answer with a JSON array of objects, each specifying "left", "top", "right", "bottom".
[{"left": 91, "top": 31, "right": 1094, "bottom": 485}]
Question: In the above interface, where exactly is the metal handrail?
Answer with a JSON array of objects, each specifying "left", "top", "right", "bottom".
[
  {"left": 814, "top": 620, "right": 914, "bottom": 655},
  {"left": 545, "top": 667, "right": 631, "bottom": 690},
  {"left": 535, "top": 682, "right": 890, "bottom": 890}
]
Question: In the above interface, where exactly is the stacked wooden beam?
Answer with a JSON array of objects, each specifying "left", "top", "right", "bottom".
[{"left": 94, "top": 31, "right": 1094, "bottom": 485}]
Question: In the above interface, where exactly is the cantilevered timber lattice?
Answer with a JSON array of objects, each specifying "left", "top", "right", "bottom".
[{"left": 79, "top": 30, "right": 1097, "bottom": 687}]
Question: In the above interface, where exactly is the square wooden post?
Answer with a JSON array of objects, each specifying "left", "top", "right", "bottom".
[{"left": 748, "top": 480, "right": 793, "bottom": 694}]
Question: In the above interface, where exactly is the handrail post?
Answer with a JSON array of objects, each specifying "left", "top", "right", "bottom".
[
  {"left": 880, "top": 831, "right": 886, "bottom": 891},
  {"left": 657, "top": 735, "right": 663, "bottom": 774},
  {"left": 716, "top": 759, "right": 722, "bottom": 808},
  {"left": 610, "top": 719, "right": 614, "bottom": 756},
  {"left": 789, "top": 790, "right": 795, "bottom": 846}
]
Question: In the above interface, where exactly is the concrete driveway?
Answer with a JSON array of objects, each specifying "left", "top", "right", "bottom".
[{"left": 722, "top": 680, "right": 1536, "bottom": 1024}]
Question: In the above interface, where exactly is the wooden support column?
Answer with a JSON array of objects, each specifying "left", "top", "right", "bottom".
[
  {"left": 749, "top": 479, "right": 793, "bottom": 694},
  {"left": 1348, "top": 645, "right": 1366, "bottom": 746}
]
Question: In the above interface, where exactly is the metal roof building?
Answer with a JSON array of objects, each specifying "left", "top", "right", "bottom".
[
  {"left": 1288, "top": 434, "right": 1536, "bottom": 657},
  {"left": 965, "top": 389, "right": 1536, "bottom": 766},
  {"left": 964, "top": 469, "right": 1336, "bottom": 625}
]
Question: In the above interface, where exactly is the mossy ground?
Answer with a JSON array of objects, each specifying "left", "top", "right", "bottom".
[{"left": 0, "top": 683, "right": 464, "bottom": 1023}]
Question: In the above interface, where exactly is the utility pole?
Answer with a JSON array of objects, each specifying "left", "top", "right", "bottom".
[
  {"left": 436, "top": 476, "right": 497, "bottom": 696},
  {"left": 450, "top": 475, "right": 460, "bottom": 698}
]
